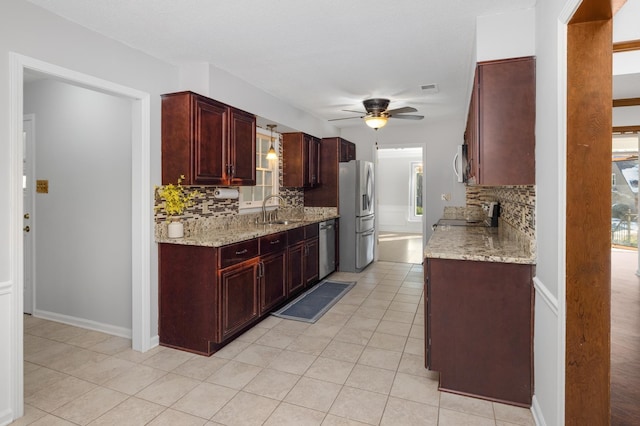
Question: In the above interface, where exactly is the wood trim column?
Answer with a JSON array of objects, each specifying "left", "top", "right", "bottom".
[{"left": 566, "top": 12, "right": 613, "bottom": 426}]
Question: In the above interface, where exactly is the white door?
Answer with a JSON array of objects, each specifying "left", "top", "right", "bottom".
[{"left": 23, "top": 115, "right": 35, "bottom": 314}]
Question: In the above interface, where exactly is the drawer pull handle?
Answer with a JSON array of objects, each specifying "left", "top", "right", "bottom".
[
  {"left": 235, "top": 249, "right": 248, "bottom": 255},
  {"left": 270, "top": 240, "right": 280, "bottom": 245}
]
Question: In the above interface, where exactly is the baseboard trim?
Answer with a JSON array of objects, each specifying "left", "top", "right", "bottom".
[
  {"left": 32, "top": 309, "right": 132, "bottom": 339},
  {"left": 149, "top": 334, "right": 160, "bottom": 349},
  {"left": 531, "top": 395, "right": 547, "bottom": 426},
  {"left": 533, "top": 276, "right": 559, "bottom": 316},
  {"left": 0, "top": 408, "right": 14, "bottom": 426}
]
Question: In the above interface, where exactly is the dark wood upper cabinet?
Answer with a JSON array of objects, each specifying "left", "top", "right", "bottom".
[
  {"left": 304, "top": 137, "right": 356, "bottom": 207},
  {"left": 162, "top": 91, "right": 256, "bottom": 185},
  {"left": 339, "top": 138, "right": 356, "bottom": 162},
  {"left": 282, "top": 132, "right": 321, "bottom": 188},
  {"left": 465, "top": 57, "right": 535, "bottom": 185}
]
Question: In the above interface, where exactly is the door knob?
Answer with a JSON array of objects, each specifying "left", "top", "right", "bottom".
[
  {"left": 23, "top": 226, "right": 30, "bottom": 232},
  {"left": 24, "top": 213, "right": 30, "bottom": 219}
]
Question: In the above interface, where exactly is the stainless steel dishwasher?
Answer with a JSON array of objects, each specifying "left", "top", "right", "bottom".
[{"left": 318, "top": 219, "right": 336, "bottom": 279}]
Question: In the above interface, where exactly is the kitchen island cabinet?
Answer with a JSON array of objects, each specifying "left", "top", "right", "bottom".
[
  {"left": 465, "top": 56, "right": 535, "bottom": 185},
  {"left": 424, "top": 255, "right": 534, "bottom": 406},
  {"left": 161, "top": 91, "right": 256, "bottom": 186}
]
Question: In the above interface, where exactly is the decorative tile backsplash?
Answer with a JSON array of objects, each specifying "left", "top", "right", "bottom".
[{"left": 466, "top": 185, "right": 536, "bottom": 255}]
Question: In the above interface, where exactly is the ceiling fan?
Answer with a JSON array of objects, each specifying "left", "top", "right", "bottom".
[{"left": 329, "top": 98, "right": 424, "bottom": 130}]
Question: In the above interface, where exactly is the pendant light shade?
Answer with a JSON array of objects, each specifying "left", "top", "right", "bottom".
[{"left": 266, "top": 124, "right": 278, "bottom": 160}]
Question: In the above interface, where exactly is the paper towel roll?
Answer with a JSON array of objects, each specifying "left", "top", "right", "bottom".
[{"left": 213, "top": 188, "right": 239, "bottom": 199}]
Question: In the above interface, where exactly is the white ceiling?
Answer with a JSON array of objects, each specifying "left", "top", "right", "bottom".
[
  {"left": 25, "top": 0, "right": 539, "bottom": 128},
  {"left": 23, "top": 0, "right": 640, "bottom": 129}
]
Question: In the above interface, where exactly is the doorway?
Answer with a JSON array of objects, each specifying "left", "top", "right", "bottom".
[
  {"left": 9, "top": 53, "right": 152, "bottom": 418},
  {"left": 375, "top": 146, "right": 424, "bottom": 264}
]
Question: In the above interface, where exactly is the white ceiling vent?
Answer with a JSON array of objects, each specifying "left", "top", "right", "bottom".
[{"left": 421, "top": 83, "right": 439, "bottom": 94}]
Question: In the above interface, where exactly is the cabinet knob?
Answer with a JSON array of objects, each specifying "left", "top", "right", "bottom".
[
  {"left": 23, "top": 226, "right": 30, "bottom": 232},
  {"left": 24, "top": 213, "right": 30, "bottom": 219}
]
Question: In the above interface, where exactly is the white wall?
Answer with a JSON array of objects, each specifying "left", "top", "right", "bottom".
[
  {"left": 0, "top": 2, "right": 342, "bottom": 423},
  {"left": 0, "top": 1, "right": 175, "bottom": 423},
  {"left": 534, "top": 1, "right": 572, "bottom": 425},
  {"left": 476, "top": 8, "right": 536, "bottom": 62},
  {"left": 377, "top": 148, "right": 423, "bottom": 234},
  {"left": 341, "top": 119, "right": 467, "bottom": 241},
  {"left": 24, "top": 79, "right": 133, "bottom": 333},
  {"left": 180, "top": 62, "right": 340, "bottom": 138}
]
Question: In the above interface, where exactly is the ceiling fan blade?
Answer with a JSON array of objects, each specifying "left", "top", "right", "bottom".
[
  {"left": 328, "top": 116, "right": 363, "bottom": 121},
  {"left": 390, "top": 114, "right": 424, "bottom": 120},
  {"left": 342, "top": 109, "right": 367, "bottom": 114},
  {"left": 386, "top": 106, "right": 417, "bottom": 115}
]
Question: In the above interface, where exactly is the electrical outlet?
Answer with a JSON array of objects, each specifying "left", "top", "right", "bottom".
[{"left": 441, "top": 193, "right": 451, "bottom": 201}]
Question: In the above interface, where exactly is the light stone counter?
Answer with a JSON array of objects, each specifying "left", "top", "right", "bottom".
[
  {"left": 424, "top": 224, "right": 535, "bottom": 265},
  {"left": 156, "top": 215, "right": 339, "bottom": 248}
]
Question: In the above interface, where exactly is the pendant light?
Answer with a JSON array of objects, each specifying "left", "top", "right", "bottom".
[{"left": 266, "top": 124, "right": 278, "bottom": 160}]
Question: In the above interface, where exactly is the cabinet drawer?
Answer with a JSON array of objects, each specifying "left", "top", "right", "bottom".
[
  {"left": 288, "top": 227, "right": 305, "bottom": 245},
  {"left": 219, "top": 239, "right": 259, "bottom": 269},
  {"left": 260, "top": 232, "right": 288, "bottom": 255},
  {"left": 305, "top": 223, "right": 319, "bottom": 239}
]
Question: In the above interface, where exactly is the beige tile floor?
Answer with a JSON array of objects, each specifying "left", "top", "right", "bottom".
[
  {"left": 14, "top": 261, "right": 535, "bottom": 426},
  {"left": 377, "top": 233, "right": 424, "bottom": 265}
]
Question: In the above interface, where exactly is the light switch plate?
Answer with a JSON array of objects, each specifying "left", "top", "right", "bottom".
[{"left": 36, "top": 180, "right": 49, "bottom": 194}]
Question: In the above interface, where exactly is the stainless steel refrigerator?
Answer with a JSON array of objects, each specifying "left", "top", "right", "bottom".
[{"left": 339, "top": 160, "right": 375, "bottom": 272}]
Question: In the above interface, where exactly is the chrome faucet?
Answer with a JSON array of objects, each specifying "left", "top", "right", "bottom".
[{"left": 262, "top": 194, "right": 286, "bottom": 223}]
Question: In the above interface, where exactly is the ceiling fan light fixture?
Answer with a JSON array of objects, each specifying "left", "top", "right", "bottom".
[{"left": 364, "top": 115, "right": 388, "bottom": 130}]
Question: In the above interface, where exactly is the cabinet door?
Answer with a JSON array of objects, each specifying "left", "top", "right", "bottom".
[
  {"left": 219, "top": 259, "right": 259, "bottom": 339},
  {"left": 477, "top": 57, "right": 535, "bottom": 185},
  {"left": 260, "top": 251, "right": 287, "bottom": 314},
  {"left": 466, "top": 71, "right": 479, "bottom": 183},
  {"left": 228, "top": 108, "right": 256, "bottom": 185},
  {"left": 287, "top": 242, "right": 305, "bottom": 294},
  {"left": 339, "top": 139, "right": 356, "bottom": 162},
  {"left": 304, "top": 237, "right": 319, "bottom": 287},
  {"left": 307, "top": 136, "right": 321, "bottom": 187},
  {"left": 193, "top": 96, "right": 228, "bottom": 185}
]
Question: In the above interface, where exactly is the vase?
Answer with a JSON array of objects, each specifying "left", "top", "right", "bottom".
[{"left": 167, "top": 219, "right": 184, "bottom": 238}]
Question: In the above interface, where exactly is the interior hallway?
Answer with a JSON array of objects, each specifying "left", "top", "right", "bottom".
[
  {"left": 377, "top": 232, "right": 423, "bottom": 265},
  {"left": 14, "top": 261, "right": 534, "bottom": 426},
  {"left": 611, "top": 248, "right": 640, "bottom": 426}
]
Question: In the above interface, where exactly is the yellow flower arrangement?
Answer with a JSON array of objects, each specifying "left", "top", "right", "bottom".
[{"left": 155, "top": 175, "right": 200, "bottom": 219}]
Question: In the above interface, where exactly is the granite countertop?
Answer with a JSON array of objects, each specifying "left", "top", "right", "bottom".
[
  {"left": 424, "top": 224, "right": 535, "bottom": 265},
  {"left": 156, "top": 215, "right": 339, "bottom": 248}
]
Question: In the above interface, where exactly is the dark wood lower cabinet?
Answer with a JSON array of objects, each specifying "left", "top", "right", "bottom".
[
  {"left": 259, "top": 250, "right": 287, "bottom": 314},
  {"left": 159, "top": 223, "right": 321, "bottom": 356},
  {"left": 304, "top": 237, "right": 319, "bottom": 286},
  {"left": 287, "top": 242, "right": 305, "bottom": 295},
  {"left": 219, "top": 259, "right": 260, "bottom": 340},
  {"left": 159, "top": 244, "right": 218, "bottom": 355},
  {"left": 425, "top": 258, "right": 534, "bottom": 407}
]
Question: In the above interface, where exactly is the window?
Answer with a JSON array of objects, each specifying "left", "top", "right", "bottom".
[
  {"left": 409, "top": 162, "right": 423, "bottom": 221},
  {"left": 239, "top": 129, "right": 279, "bottom": 209}
]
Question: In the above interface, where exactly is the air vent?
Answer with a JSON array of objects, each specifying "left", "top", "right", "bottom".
[{"left": 421, "top": 83, "right": 439, "bottom": 94}]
